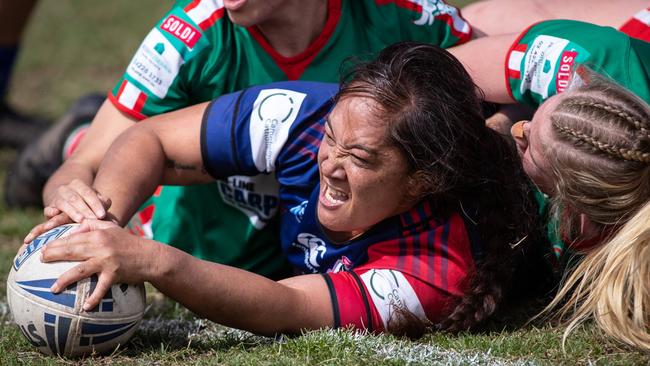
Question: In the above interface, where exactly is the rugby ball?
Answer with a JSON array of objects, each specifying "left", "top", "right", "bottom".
[{"left": 6, "top": 223, "right": 146, "bottom": 356}]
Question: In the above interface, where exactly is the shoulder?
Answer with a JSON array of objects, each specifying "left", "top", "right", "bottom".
[
  {"left": 173, "top": 0, "right": 228, "bottom": 32},
  {"left": 156, "top": 0, "right": 235, "bottom": 53},
  {"left": 349, "top": 0, "right": 472, "bottom": 45}
]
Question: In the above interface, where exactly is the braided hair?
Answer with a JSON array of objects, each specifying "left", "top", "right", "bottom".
[{"left": 540, "top": 72, "right": 650, "bottom": 350}]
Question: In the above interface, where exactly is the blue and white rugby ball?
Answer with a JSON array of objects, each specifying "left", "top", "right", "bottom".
[{"left": 6, "top": 224, "right": 146, "bottom": 356}]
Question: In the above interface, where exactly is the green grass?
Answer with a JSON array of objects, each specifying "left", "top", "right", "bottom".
[{"left": 1, "top": 0, "right": 650, "bottom": 364}]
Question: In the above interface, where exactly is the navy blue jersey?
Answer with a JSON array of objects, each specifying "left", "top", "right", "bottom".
[{"left": 201, "top": 81, "right": 479, "bottom": 331}]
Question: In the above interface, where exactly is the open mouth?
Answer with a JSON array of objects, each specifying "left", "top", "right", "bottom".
[{"left": 321, "top": 182, "right": 349, "bottom": 208}]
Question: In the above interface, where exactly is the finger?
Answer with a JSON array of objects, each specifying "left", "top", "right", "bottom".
[
  {"left": 53, "top": 196, "right": 86, "bottom": 223},
  {"left": 71, "top": 180, "right": 107, "bottom": 219},
  {"left": 57, "top": 188, "right": 97, "bottom": 221},
  {"left": 41, "top": 233, "right": 94, "bottom": 262},
  {"left": 43, "top": 206, "right": 61, "bottom": 219},
  {"left": 97, "top": 192, "right": 112, "bottom": 211},
  {"left": 83, "top": 274, "right": 114, "bottom": 311},
  {"left": 24, "top": 222, "right": 48, "bottom": 244},
  {"left": 24, "top": 213, "right": 70, "bottom": 244},
  {"left": 38, "top": 214, "right": 73, "bottom": 237},
  {"left": 51, "top": 261, "right": 97, "bottom": 294},
  {"left": 77, "top": 219, "right": 119, "bottom": 233}
]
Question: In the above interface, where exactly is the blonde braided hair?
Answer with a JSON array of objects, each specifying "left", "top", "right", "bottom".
[
  {"left": 554, "top": 123, "right": 650, "bottom": 163},
  {"left": 539, "top": 73, "right": 650, "bottom": 351}
]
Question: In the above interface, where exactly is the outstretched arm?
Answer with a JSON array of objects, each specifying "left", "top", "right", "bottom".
[
  {"left": 41, "top": 224, "right": 333, "bottom": 335},
  {"left": 92, "top": 102, "right": 214, "bottom": 226}
]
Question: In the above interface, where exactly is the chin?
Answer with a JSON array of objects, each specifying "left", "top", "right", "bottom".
[
  {"left": 226, "top": 12, "right": 257, "bottom": 27},
  {"left": 317, "top": 206, "right": 351, "bottom": 233}
]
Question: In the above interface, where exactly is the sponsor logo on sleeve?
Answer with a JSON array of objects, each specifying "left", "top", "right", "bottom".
[
  {"left": 519, "top": 35, "right": 570, "bottom": 99},
  {"left": 161, "top": 15, "right": 201, "bottom": 48},
  {"left": 292, "top": 233, "right": 328, "bottom": 273},
  {"left": 556, "top": 50, "right": 577, "bottom": 93},
  {"left": 125, "top": 28, "right": 184, "bottom": 99},
  {"left": 360, "top": 269, "right": 427, "bottom": 329},
  {"left": 249, "top": 88, "right": 307, "bottom": 173}
]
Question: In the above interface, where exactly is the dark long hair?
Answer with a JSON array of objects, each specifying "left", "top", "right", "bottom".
[{"left": 337, "top": 42, "right": 549, "bottom": 335}]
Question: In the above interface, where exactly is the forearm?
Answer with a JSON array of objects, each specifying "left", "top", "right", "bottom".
[
  {"left": 448, "top": 33, "right": 519, "bottom": 104},
  {"left": 93, "top": 127, "right": 165, "bottom": 226},
  {"left": 149, "top": 242, "right": 329, "bottom": 335},
  {"left": 43, "top": 100, "right": 138, "bottom": 209}
]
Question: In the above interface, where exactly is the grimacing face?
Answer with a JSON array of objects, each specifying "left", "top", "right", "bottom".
[{"left": 316, "top": 96, "right": 419, "bottom": 242}]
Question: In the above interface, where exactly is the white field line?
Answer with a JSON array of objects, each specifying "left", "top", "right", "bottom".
[
  {"left": 141, "top": 319, "right": 536, "bottom": 365},
  {"left": 4, "top": 314, "right": 536, "bottom": 365}
]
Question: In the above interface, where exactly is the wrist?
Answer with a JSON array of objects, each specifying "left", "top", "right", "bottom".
[{"left": 142, "top": 238, "right": 173, "bottom": 284}]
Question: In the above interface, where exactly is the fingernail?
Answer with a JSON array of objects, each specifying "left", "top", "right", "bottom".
[
  {"left": 50, "top": 284, "right": 59, "bottom": 293},
  {"left": 82, "top": 302, "right": 92, "bottom": 311},
  {"left": 39, "top": 252, "right": 44, "bottom": 262}
]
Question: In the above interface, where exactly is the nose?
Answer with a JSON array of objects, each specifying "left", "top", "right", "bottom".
[{"left": 320, "top": 145, "right": 347, "bottom": 180}]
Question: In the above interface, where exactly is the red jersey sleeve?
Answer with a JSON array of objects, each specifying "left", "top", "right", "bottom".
[
  {"left": 322, "top": 211, "right": 476, "bottom": 332},
  {"left": 324, "top": 269, "right": 459, "bottom": 332}
]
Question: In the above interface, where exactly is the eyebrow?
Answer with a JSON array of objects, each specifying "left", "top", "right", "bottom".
[{"left": 324, "top": 117, "right": 379, "bottom": 157}]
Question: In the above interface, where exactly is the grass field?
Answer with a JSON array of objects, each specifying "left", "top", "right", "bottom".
[{"left": 1, "top": 1, "right": 649, "bottom": 364}]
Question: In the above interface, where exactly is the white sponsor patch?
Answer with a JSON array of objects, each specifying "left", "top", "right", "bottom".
[
  {"left": 126, "top": 28, "right": 184, "bottom": 99},
  {"left": 249, "top": 89, "right": 306, "bottom": 173},
  {"left": 519, "top": 35, "right": 570, "bottom": 99},
  {"left": 360, "top": 269, "right": 427, "bottom": 330}
]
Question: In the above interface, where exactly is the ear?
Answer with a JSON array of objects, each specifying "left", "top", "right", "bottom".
[{"left": 406, "top": 171, "right": 431, "bottom": 200}]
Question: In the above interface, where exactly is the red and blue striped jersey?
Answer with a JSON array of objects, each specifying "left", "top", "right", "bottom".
[{"left": 201, "top": 81, "right": 479, "bottom": 331}]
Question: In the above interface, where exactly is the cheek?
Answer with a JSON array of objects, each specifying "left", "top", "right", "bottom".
[
  {"left": 350, "top": 168, "right": 405, "bottom": 204},
  {"left": 522, "top": 154, "right": 538, "bottom": 182},
  {"left": 522, "top": 154, "right": 552, "bottom": 193},
  {"left": 317, "top": 143, "right": 327, "bottom": 166}
]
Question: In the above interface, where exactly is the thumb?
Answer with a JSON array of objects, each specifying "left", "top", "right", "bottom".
[{"left": 96, "top": 192, "right": 112, "bottom": 210}]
